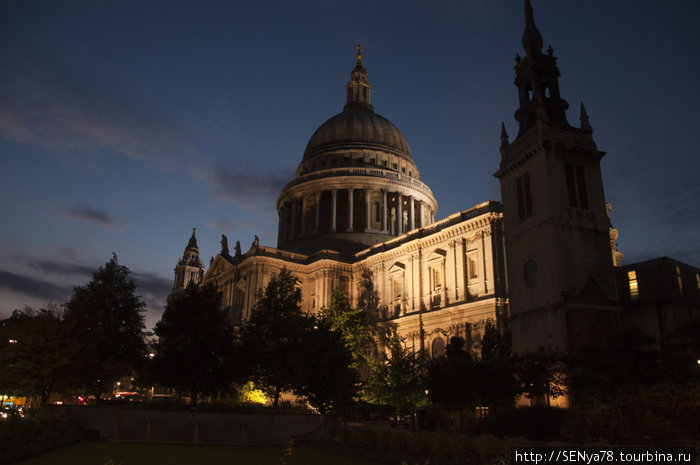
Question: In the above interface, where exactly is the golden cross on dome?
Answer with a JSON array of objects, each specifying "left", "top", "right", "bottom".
[{"left": 354, "top": 43, "right": 364, "bottom": 63}]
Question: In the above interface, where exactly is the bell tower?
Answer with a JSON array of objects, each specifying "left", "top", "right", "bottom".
[
  {"left": 494, "top": 0, "right": 619, "bottom": 353},
  {"left": 173, "top": 228, "right": 205, "bottom": 293}
]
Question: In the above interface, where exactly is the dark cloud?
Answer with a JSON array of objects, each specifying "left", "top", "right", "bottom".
[
  {"left": 27, "top": 259, "right": 95, "bottom": 277},
  {"left": 131, "top": 271, "right": 172, "bottom": 314},
  {"left": 60, "top": 203, "right": 131, "bottom": 230},
  {"left": 0, "top": 270, "right": 72, "bottom": 302},
  {"left": 0, "top": 36, "right": 190, "bottom": 169},
  {"left": 207, "top": 165, "right": 290, "bottom": 208},
  {"left": 131, "top": 271, "right": 172, "bottom": 300}
]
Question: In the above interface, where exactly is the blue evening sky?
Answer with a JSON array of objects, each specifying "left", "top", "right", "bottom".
[{"left": 1, "top": 1, "right": 698, "bottom": 330}]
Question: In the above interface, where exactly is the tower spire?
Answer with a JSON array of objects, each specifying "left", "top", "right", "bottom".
[
  {"left": 522, "top": 0, "right": 543, "bottom": 56},
  {"left": 344, "top": 43, "right": 374, "bottom": 111},
  {"left": 580, "top": 102, "right": 592, "bottom": 132},
  {"left": 512, "top": 0, "right": 570, "bottom": 138}
]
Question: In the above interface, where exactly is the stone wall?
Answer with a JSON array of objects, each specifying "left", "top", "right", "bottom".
[{"left": 50, "top": 406, "right": 335, "bottom": 446}]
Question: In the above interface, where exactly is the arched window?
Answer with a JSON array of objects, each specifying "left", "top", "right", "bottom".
[{"left": 431, "top": 336, "right": 446, "bottom": 358}]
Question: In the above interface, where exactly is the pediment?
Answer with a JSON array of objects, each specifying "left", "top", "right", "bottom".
[
  {"left": 566, "top": 274, "right": 616, "bottom": 306},
  {"left": 204, "top": 255, "right": 234, "bottom": 279},
  {"left": 388, "top": 262, "right": 405, "bottom": 274},
  {"left": 427, "top": 248, "right": 447, "bottom": 262}
]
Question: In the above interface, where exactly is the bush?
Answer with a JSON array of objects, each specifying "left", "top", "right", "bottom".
[
  {"left": 480, "top": 406, "right": 567, "bottom": 440},
  {"left": 0, "top": 409, "right": 81, "bottom": 463}
]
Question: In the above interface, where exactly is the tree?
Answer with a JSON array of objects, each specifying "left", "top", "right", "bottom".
[
  {"left": 426, "top": 336, "right": 477, "bottom": 422},
  {"left": 63, "top": 254, "right": 147, "bottom": 398},
  {"left": 240, "top": 268, "right": 310, "bottom": 407},
  {"left": 292, "top": 317, "right": 358, "bottom": 414},
  {"left": 321, "top": 288, "right": 377, "bottom": 373},
  {"left": 476, "top": 322, "right": 517, "bottom": 412},
  {"left": 151, "top": 282, "right": 240, "bottom": 407},
  {"left": 0, "top": 304, "right": 71, "bottom": 404},
  {"left": 363, "top": 326, "right": 427, "bottom": 416},
  {"left": 514, "top": 347, "right": 567, "bottom": 406},
  {"left": 357, "top": 268, "right": 381, "bottom": 319}
]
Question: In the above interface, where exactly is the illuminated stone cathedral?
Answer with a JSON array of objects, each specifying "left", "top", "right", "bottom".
[{"left": 173, "top": 1, "right": 699, "bottom": 356}]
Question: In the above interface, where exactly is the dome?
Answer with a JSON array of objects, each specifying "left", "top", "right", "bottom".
[{"left": 303, "top": 107, "right": 413, "bottom": 162}]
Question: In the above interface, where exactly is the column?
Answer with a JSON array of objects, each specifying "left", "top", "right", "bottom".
[
  {"left": 382, "top": 189, "right": 388, "bottom": 233},
  {"left": 330, "top": 189, "right": 337, "bottom": 232},
  {"left": 290, "top": 198, "right": 297, "bottom": 239},
  {"left": 440, "top": 261, "right": 447, "bottom": 307},
  {"left": 278, "top": 207, "right": 284, "bottom": 244},
  {"left": 300, "top": 196, "right": 306, "bottom": 235},
  {"left": 409, "top": 196, "right": 415, "bottom": 231},
  {"left": 419, "top": 201, "right": 425, "bottom": 228},
  {"left": 347, "top": 188, "right": 354, "bottom": 232},
  {"left": 365, "top": 189, "right": 371, "bottom": 231},
  {"left": 315, "top": 192, "right": 321, "bottom": 232},
  {"left": 396, "top": 192, "right": 402, "bottom": 235}
]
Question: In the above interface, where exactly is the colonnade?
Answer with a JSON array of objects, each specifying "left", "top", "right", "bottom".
[{"left": 278, "top": 187, "right": 435, "bottom": 243}]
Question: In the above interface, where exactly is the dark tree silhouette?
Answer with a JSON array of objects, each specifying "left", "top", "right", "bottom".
[
  {"left": 0, "top": 304, "right": 70, "bottom": 404},
  {"left": 292, "top": 317, "right": 358, "bottom": 414},
  {"left": 240, "top": 268, "right": 310, "bottom": 407},
  {"left": 63, "top": 254, "right": 147, "bottom": 398},
  {"left": 151, "top": 282, "right": 240, "bottom": 406}
]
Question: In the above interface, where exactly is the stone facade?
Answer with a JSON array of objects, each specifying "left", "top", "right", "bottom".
[
  {"left": 199, "top": 201, "right": 507, "bottom": 356},
  {"left": 173, "top": 2, "right": 698, "bottom": 357},
  {"left": 169, "top": 44, "right": 510, "bottom": 355}
]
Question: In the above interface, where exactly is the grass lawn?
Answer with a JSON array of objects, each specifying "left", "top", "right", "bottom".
[{"left": 16, "top": 441, "right": 382, "bottom": 465}]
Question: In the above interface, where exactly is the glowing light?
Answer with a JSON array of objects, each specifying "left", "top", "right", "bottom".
[{"left": 241, "top": 381, "right": 267, "bottom": 405}]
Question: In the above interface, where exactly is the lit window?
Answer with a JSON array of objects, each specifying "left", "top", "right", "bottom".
[
  {"left": 676, "top": 266, "right": 683, "bottom": 296},
  {"left": 516, "top": 171, "right": 534, "bottom": 221},
  {"left": 628, "top": 270, "right": 639, "bottom": 301},
  {"left": 696, "top": 273, "right": 700, "bottom": 290}
]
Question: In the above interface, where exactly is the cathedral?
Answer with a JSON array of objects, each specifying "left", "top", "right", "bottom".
[{"left": 173, "top": 1, "right": 699, "bottom": 357}]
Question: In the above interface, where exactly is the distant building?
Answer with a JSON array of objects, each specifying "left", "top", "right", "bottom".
[
  {"left": 172, "top": 1, "right": 698, "bottom": 356},
  {"left": 616, "top": 257, "right": 700, "bottom": 341}
]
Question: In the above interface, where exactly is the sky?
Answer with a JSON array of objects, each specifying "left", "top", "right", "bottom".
[{"left": 1, "top": 0, "right": 699, "bottom": 331}]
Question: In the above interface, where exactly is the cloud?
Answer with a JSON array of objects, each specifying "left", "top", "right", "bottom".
[
  {"left": 59, "top": 203, "right": 132, "bottom": 230},
  {"left": 0, "top": 270, "right": 73, "bottom": 302},
  {"left": 131, "top": 271, "right": 172, "bottom": 313},
  {"left": 206, "top": 164, "right": 290, "bottom": 207},
  {"left": 26, "top": 259, "right": 95, "bottom": 277}
]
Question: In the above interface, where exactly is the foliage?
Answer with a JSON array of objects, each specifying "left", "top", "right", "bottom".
[
  {"left": 239, "top": 381, "right": 268, "bottom": 405},
  {"left": 426, "top": 326, "right": 516, "bottom": 421},
  {"left": 563, "top": 323, "right": 700, "bottom": 442},
  {"left": 151, "top": 282, "right": 240, "bottom": 406},
  {"left": 0, "top": 408, "right": 81, "bottom": 464},
  {"left": 426, "top": 337, "right": 476, "bottom": 414},
  {"left": 63, "top": 254, "right": 147, "bottom": 398},
  {"left": 240, "top": 268, "right": 310, "bottom": 407},
  {"left": 292, "top": 317, "right": 358, "bottom": 414},
  {"left": 0, "top": 304, "right": 71, "bottom": 404},
  {"left": 362, "top": 326, "right": 427, "bottom": 415},
  {"left": 480, "top": 321, "right": 510, "bottom": 361},
  {"left": 513, "top": 347, "right": 567, "bottom": 405},
  {"left": 320, "top": 288, "right": 377, "bottom": 372},
  {"left": 356, "top": 268, "right": 381, "bottom": 319}
]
